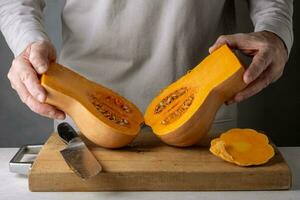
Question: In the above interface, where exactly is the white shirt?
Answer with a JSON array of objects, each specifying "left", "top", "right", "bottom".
[{"left": 0, "top": 0, "right": 294, "bottom": 134}]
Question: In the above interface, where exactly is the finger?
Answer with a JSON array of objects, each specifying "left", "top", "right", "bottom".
[
  {"left": 271, "top": 65, "right": 284, "bottom": 83},
  {"left": 209, "top": 34, "right": 259, "bottom": 53},
  {"left": 7, "top": 69, "right": 16, "bottom": 90},
  {"left": 232, "top": 66, "right": 277, "bottom": 103},
  {"left": 272, "top": 71, "right": 283, "bottom": 83},
  {"left": 14, "top": 58, "right": 47, "bottom": 102},
  {"left": 29, "top": 41, "right": 56, "bottom": 74},
  {"left": 243, "top": 50, "right": 272, "bottom": 84},
  {"left": 14, "top": 79, "right": 65, "bottom": 119}
]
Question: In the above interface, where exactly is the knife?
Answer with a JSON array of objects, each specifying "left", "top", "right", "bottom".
[{"left": 57, "top": 122, "right": 102, "bottom": 179}]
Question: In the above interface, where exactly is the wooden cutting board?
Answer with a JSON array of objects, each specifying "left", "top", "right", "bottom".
[{"left": 29, "top": 129, "right": 292, "bottom": 191}]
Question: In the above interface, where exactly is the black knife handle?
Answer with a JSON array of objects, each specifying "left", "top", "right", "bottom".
[{"left": 57, "top": 122, "right": 78, "bottom": 144}]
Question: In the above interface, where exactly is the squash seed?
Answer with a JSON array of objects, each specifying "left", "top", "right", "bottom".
[
  {"left": 160, "top": 95, "right": 194, "bottom": 125},
  {"left": 105, "top": 95, "right": 132, "bottom": 113},
  {"left": 155, "top": 87, "right": 188, "bottom": 114},
  {"left": 88, "top": 94, "right": 130, "bottom": 127}
]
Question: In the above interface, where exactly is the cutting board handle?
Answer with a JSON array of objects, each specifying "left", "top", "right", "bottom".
[{"left": 9, "top": 144, "right": 43, "bottom": 175}]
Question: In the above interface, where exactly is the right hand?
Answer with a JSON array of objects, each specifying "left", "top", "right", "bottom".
[{"left": 7, "top": 40, "right": 65, "bottom": 120}]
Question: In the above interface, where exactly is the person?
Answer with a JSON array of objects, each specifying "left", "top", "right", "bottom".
[{"left": 0, "top": 0, "right": 293, "bottom": 134}]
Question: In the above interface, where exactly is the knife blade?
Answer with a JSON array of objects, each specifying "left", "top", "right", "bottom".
[{"left": 57, "top": 122, "right": 102, "bottom": 179}]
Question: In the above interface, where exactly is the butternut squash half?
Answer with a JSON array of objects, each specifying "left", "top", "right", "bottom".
[
  {"left": 144, "top": 44, "right": 247, "bottom": 147},
  {"left": 41, "top": 63, "right": 144, "bottom": 148}
]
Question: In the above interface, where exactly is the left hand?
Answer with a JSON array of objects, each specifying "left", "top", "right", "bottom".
[{"left": 209, "top": 31, "right": 288, "bottom": 104}]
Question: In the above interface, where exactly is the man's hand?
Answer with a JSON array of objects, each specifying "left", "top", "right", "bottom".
[
  {"left": 7, "top": 41, "right": 65, "bottom": 119},
  {"left": 209, "top": 31, "right": 288, "bottom": 104}
]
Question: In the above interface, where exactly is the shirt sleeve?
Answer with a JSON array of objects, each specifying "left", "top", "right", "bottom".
[
  {"left": 0, "top": 0, "right": 50, "bottom": 57},
  {"left": 248, "top": 0, "right": 294, "bottom": 55}
]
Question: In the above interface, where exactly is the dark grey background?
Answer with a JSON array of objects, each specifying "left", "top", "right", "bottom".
[{"left": 0, "top": 1, "right": 299, "bottom": 147}]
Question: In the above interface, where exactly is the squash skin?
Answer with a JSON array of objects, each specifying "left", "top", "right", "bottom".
[
  {"left": 145, "top": 45, "right": 247, "bottom": 147},
  {"left": 41, "top": 63, "right": 144, "bottom": 148}
]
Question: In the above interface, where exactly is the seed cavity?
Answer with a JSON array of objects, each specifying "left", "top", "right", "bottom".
[
  {"left": 160, "top": 95, "right": 194, "bottom": 125},
  {"left": 88, "top": 94, "right": 130, "bottom": 127},
  {"left": 105, "top": 96, "right": 132, "bottom": 113},
  {"left": 154, "top": 87, "right": 188, "bottom": 114}
]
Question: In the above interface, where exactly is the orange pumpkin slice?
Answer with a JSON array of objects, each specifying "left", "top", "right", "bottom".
[{"left": 210, "top": 128, "right": 275, "bottom": 166}]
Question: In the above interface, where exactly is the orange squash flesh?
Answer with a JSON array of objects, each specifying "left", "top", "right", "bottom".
[
  {"left": 144, "top": 44, "right": 247, "bottom": 146},
  {"left": 210, "top": 129, "right": 275, "bottom": 166},
  {"left": 41, "top": 63, "right": 144, "bottom": 148}
]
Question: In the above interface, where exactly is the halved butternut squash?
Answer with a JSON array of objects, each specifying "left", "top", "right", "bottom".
[
  {"left": 41, "top": 63, "right": 144, "bottom": 148},
  {"left": 144, "top": 44, "right": 247, "bottom": 146}
]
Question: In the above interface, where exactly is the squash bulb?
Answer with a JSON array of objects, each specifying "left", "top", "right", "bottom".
[
  {"left": 41, "top": 63, "right": 144, "bottom": 148},
  {"left": 144, "top": 44, "right": 247, "bottom": 147}
]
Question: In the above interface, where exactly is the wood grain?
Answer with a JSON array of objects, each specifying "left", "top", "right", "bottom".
[{"left": 29, "top": 129, "right": 292, "bottom": 191}]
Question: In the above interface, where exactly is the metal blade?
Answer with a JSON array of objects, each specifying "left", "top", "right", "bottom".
[{"left": 60, "top": 137, "right": 102, "bottom": 179}]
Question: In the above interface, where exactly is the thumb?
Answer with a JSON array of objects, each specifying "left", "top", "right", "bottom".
[{"left": 28, "top": 41, "right": 56, "bottom": 74}]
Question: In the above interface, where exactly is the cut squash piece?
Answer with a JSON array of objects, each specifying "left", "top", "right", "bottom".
[
  {"left": 145, "top": 44, "right": 247, "bottom": 146},
  {"left": 41, "top": 63, "right": 144, "bottom": 148},
  {"left": 210, "top": 128, "right": 275, "bottom": 166}
]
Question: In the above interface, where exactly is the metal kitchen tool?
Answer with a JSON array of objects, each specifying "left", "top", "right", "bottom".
[
  {"left": 57, "top": 122, "right": 102, "bottom": 179},
  {"left": 9, "top": 144, "right": 43, "bottom": 175}
]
